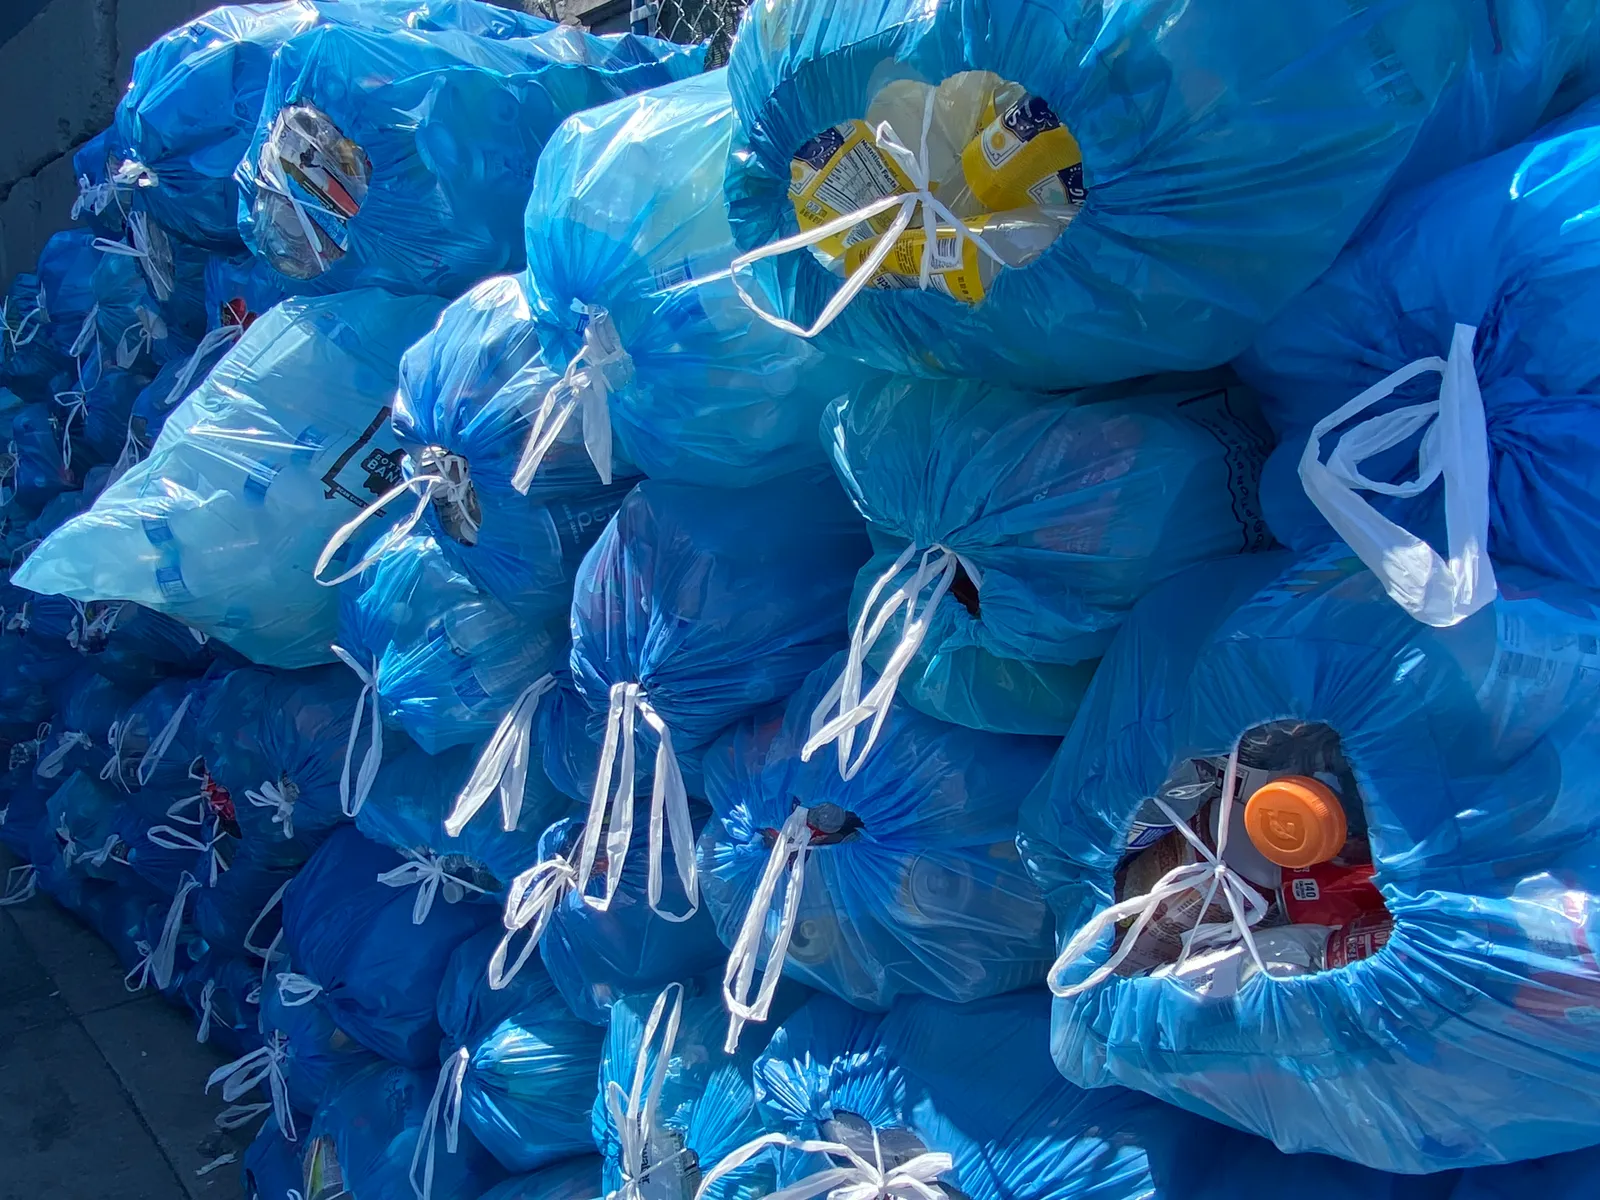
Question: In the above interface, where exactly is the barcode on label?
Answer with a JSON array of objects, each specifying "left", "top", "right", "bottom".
[
  {"left": 1496, "top": 650, "right": 1558, "bottom": 685},
  {"left": 931, "top": 234, "right": 962, "bottom": 270}
]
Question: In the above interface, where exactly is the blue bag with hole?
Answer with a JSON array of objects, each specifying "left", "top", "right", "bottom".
[
  {"left": 819, "top": 371, "right": 1272, "bottom": 738},
  {"left": 1237, "top": 98, "right": 1600, "bottom": 610},
  {"left": 426, "top": 927, "right": 608, "bottom": 1178},
  {"left": 522, "top": 70, "right": 879, "bottom": 492},
  {"left": 10, "top": 290, "right": 447, "bottom": 668},
  {"left": 699, "top": 650, "right": 1058, "bottom": 1042},
  {"left": 1018, "top": 547, "right": 1600, "bottom": 1172},
  {"left": 236, "top": 18, "right": 705, "bottom": 296},
  {"left": 383, "top": 274, "right": 639, "bottom": 623},
  {"left": 739, "top": 991, "right": 1450, "bottom": 1200},
  {"left": 542, "top": 471, "right": 869, "bottom": 814},
  {"left": 305, "top": 1062, "right": 507, "bottom": 1200},
  {"left": 724, "top": 0, "right": 1600, "bottom": 387},
  {"left": 593, "top": 981, "right": 774, "bottom": 1200},
  {"left": 281, "top": 825, "right": 494, "bottom": 1066},
  {"left": 336, "top": 532, "right": 570, "bottom": 767},
  {"left": 205, "top": 253, "right": 287, "bottom": 333}
]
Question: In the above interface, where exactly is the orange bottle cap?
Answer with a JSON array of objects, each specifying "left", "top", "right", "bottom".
[{"left": 1242, "top": 775, "right": 1347, "bottom": 869}]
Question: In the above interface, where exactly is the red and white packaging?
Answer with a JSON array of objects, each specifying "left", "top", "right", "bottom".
[
  {"left": 1281, "top": 857, "right": 1385, "bottom": 928},
  {"left": 1325, "top": 912, "right": 1393, "bottom": 969}
]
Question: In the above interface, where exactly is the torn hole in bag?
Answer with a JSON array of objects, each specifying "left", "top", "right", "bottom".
[{"left": 253, "top": 103, "right": 372, "bottom": 281}]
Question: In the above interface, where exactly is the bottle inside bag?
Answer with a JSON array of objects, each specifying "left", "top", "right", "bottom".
[
  {"left": 787, "top": 72, "right": 1084, "bottom": 301},
  {"left": 1112, "top": 720, "right": 1390, "bottom": 993}
]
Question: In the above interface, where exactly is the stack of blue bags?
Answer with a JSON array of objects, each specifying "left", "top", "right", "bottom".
[{"left": 3, "top": 1, "right": 1600, "bottom": 1197}]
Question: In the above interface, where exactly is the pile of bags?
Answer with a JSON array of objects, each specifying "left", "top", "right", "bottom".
[{"left": 3, "top": 1, "right": 1600, "bottom": 1197}]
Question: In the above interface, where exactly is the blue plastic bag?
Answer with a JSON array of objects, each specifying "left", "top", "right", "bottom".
[
  {"left": 354, "top": 740, "right": 566, "bottom": 919},
  {"left": 515, "top": 810, "right": 726, "bottom": 1026},
  {"left": 731, "top": 990, "right": 1444, "bottom": 1200},
  {"left": 9, "top": 402, "right": 88, "bottom": 508},
  {"left": 723, "top": 0, "right": 1600, "bottom": 386},
  {"left": 531, "top": 472, "right": 868, "bottom": 925},
  {"left": 209, "top": 952, "right": 384, "bottom": 1143},
  {"left": 1451, "top": 1148, "right": 1600, "bottom": 1200},
  {"left": 32, "top": 671, "right": 138, "bottom": 787},
  {"left": 304, "top": 1062, "right": 507, "bottom": 1200},
  {"left": 88, "top": 217, "right": 207, "bottom": 368},
  {"left": 1237, "top": 98, "right": 1600, "bottom": 621},
  {"left": 419, "top": 926, "right": 606, "bottom": 1185},
  {"left": 98, "top": 674, "right": 211, "bottom": 797},
  {"left": 242, "top": 1123, "right": 304, "bottom": 1200},
  {"left": 72, "top": 128, "right": 129, "bottom": 238},
  {"left": 204, "top": 253, "right": 287, "bottom": 333},
  {"left": 699, "top": 650, "right": 1058, "bottom": 1048},
  {"left": 236, "top": 19, "right": 705, "bottom": 295},
  {"left": 1019, "top": 547, "right": 1600, "bottom": 1172},
  {"left": 371, "top": 273, "right": 638, "bottom": 624},
  {"left": 475, "top": 1157, "right": 604, "bottom": 1200},
  {"left": 113, "top": 2, "right": 326, "bottom": 249},
  {"left": 11, "top": 290, "right": 448, "bottom": 668},
  {"left": 281, "top": 825, "right": 494, "bottom": 1066},
  {"left": 192, "top": 849, "right": 297, "bottom": 957},
  {"left": 45, "top": 769, "right": 130, "bottom": 884},
  {"left": 818, "top": 371, "right": 1272, "bottom": 740},
  {"left": 593, "top": 981, "right": 774, "bottom": 1200},
  {"left": 335, "top": 532, "right": 569, "bottom": 803},
  {"left": 181, "top": 950, "right": 264, "bottom": 1058},
  {"left": 53, "top": 358, "right": 148, "bottom": 477},
  {"left": 1, "top": 232, "right": 99, "bottom": 402},
  {"left": 197, "top": 665, "right": 362, "bottom": 867},
  {"left": 522, "top": 70, "right": 877, "bottom": 491}
]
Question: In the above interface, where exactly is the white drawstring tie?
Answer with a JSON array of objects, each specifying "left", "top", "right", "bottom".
[
  {"left": 54, "top": 385, "right": 88, "bottom": 472},
  {"left": 146, "top": 821, "right": 229, "bottom": 887},
  {"left": 409, "top": 1047, "right": 471, "bottom": 1200},
  {"left": 1047, "top": 745, "right": 1271, "bottom": 997},
  {"left": 124, "top": 873, "right": 201, "bottom": 993},
  {"left": 245, "top": 779, "right": 298, "bottom": 841},
  {"left": 136, "top": 693, "right": 194, "bottom": 787},
  {"left": 331, "top": 644, "right": 382, "bottom": 818},
  {"left": 694, "top": 1129, "right": 953, "bottom": 1200},
  {"left": 448, "top": 675, "right": 557, "bottom": 837},
  {"left": 196, "top": 978, "right": 218, "bottom": 1044},
  {"left": 804, "top": 543, "right": 980, "bottom": 781},
  {"left": 68, "top": 598, "right": 125, "bottom": 652},
  {"left": 35, "top": 729, "right": 91, "bottom": 779},
  {"left": 68, "top": 303, "right": 99, "bottom": 360},
  {"left": 99, "top": 721, "right": 131, "bottom": 788},
  {"left": 511, "top": 307, "right": 631, "bottom": 492},
  {"left": 207, "top": 1031, "right": 296, "bottom": 1141},
  {"left": 314, "top": 447, "right": 477, "bottom": 587},
  {"left": 163, "top": 325, "right": 242, "bottom": 409},
  {"left": 722, "top": 807, "right": 814, "bottom": 1052},
  {"left": 242, "top": 878, "right": 293, "bottom": 963},
  {"left": 276, "top": 972, "right": 324, "bottom": 1008},
  {"left": 1299, "top": 323, "right": 1496, "bottom": 627},
  {"left": 728, "top": 87, "right": 1001, "bottom": 341},
  {"left": 377, "top": 848, "right": 489, "bottom": 925},
  {"left": 0, "top": 864, "right": 38, "bottom": 906},
  {"left": 72, "top": 176, "right": 118, "bottom": 221},
  {"left": 608, "top": 983, "right": 686, "bottom": 1200},
  {"left": 94, "top": 211, "right": 174, "bottom": 302},
  {"left": 585, "top": 681, "right": 698, "bottom": 922},
  {"left": 3, "top": 282, "right": 47, "bottom": 348},
  {"left": 487, "top": 856, "right": 579, "bottom": 990},
  {"left": 114, "top": 305, "right": 168, "bottom": 370}
]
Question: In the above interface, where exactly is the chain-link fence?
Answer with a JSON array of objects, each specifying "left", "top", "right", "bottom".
[{"left": 500, "top": 0, "right": 749, "bottom": 67}]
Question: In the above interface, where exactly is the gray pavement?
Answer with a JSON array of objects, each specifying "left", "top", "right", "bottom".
[{"left": 0, "top": 849, "right": 252, "bottom": 1200}]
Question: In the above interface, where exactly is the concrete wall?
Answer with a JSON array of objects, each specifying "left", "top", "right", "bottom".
[{"left": 0, "top": 0, "right": 216, "bottom": 288}]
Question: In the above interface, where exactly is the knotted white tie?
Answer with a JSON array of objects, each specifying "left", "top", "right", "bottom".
[
  {"left": 694, "top": 1130, "right": 953, "bottom": 1200},
  {"left": 94, "top": 211, "right": 174, "bottom": 302},
  {"left": 728, "top": 87, "right": 1001, "bottom": 341},
  {"left": 409, "top": 1047, "right": 471, "bottom": 1200},
  {"left": 487, "top": 856, "right": 580, "bottom": 991},
  {"left": 377, "top": 848, "right": 489, "bottom": 926},
  {"left": 512, "top": 307, "right": 631, "bottom": 492},
  {"left": 276, "top": 971, "right": 325, "bottom": 1008},
  {"left": 196, "top": 978, "right": 218, "bottom": 1044},
  {"left": 136, "top": 693, "right": 194, "bottom": 787},
  {"left": 147, "top": 822, "right": 229, "bottom": 887},
  {"left": 607, "top": 983, "right": 686, "bottom": 1200},
  {"left": 245, "top": 779, "right": 298, "bottom": 841},
  {"left": 123, "top": 873, "right": 201, "bottom": 993},
  {"left": 35, "top": 729, "right": 91, "bottom": 779},
  {"left": 332, "top": 644, "right": 383, "bottom": 817},
  {"left": 447, "top": 674, "right": 557, "bottom": 836},
  {"left": 722, "top": 807, "right": 815, "bottom": 1052},
  {"left": 1047, "top": 744, "right": 1271, "bottom": 997},
  {"left": 163, "top": 324, "right": 242, "bottom": 410},
  {"left": 207, "top": 1030, "right": 296, "bottom": 1141},
  {"left": 0, "top": 864, "right": 38, "bottom": 907},
  {"left": 803, "top": 542, "right": 980, "bottom": 781},
  {"left": 315, "top": 447, "right": 478, "bottom": 588}
]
